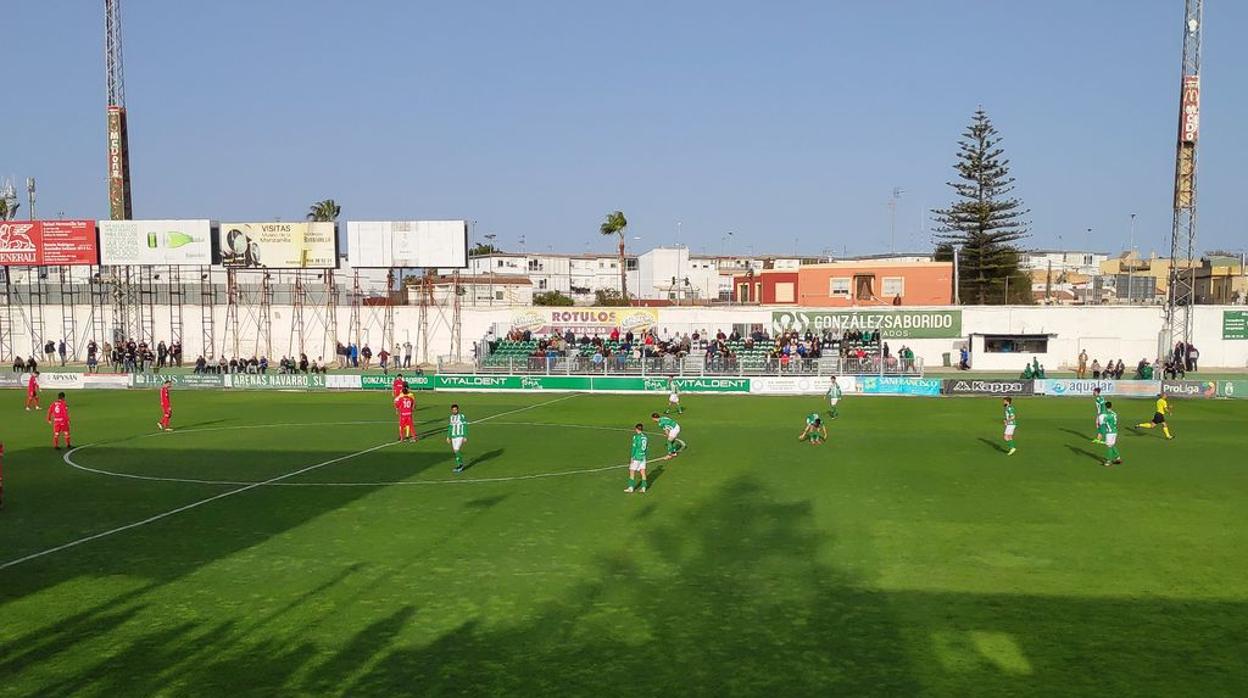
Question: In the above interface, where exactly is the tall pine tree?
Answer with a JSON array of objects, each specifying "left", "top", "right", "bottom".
[{"left": 932, "top": 109, "right": 1031, "bottom": 304}]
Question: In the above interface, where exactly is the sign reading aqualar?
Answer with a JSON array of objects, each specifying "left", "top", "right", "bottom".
[{"left": 772, "top": 310, "right": 962, "bottom": 339}]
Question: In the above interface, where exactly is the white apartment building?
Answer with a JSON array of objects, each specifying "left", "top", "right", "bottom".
[
  {"left": 1021, "top": 250, "right": 1111, "bottom": 276},
  {"left": 442, "top": 252, "right": 637, "bottom": 301}
]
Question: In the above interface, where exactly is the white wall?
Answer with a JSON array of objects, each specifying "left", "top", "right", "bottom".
[{"left": 5, "top": 303, "right": 1246, "bottom": 370}]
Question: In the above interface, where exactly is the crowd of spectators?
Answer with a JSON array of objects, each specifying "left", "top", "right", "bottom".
[{"left": 489, "top": 326, "right": 920, "bottom": 374}]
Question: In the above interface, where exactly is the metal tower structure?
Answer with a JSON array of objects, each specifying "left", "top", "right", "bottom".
[
  {"left": 106, "top": 0, "right": 136, "bottom": 345},
  {"left": 1164, "top": 0, "right": 1203, "bottom": 354}
]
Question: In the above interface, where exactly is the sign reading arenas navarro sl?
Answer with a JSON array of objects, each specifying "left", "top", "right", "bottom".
[{"left": 772, "top": 310, "right": 962, "bottom": 339}]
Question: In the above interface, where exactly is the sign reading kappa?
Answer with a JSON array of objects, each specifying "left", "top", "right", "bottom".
[{"left": 772, "top": 310, "right": 962, "bottom": 339}]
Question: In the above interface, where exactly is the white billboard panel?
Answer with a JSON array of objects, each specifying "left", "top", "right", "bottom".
[
  {"left": 98, "top": 219, "right": 215, "bottom": 266},
  {"left": 347, "top": 220, "right": 467, "bottom": 268},
  {"left": 219, "top": 222, "right": 337, "bottom": 269}
]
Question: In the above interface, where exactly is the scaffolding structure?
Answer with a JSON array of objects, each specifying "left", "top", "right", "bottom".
[{"left": 1164, "top": 0, "right": 1203, "bottom": 353}]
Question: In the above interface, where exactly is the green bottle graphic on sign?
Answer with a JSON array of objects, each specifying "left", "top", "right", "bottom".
[{"left": 147, "top": 231, "right": 199, "bottom": 249}]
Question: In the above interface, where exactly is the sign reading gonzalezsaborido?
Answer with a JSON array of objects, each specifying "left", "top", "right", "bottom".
[{"left": 772, "top": 310, "right": 962, "bottom": 339}]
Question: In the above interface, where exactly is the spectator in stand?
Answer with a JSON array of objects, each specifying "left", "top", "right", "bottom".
[
  {"left": 12, "top": 356, "right": 24, "bottom": 373},
  {"left": 58, "top": 339, "right": 67, "bottom": 366},
  {"left": 349, "top": 343, "right": 359, "bottom": 368},
  {"left": 1077, "top": 349, "right": 1088, "bottom": 379},
  {"left": 403, "top": 341, "right": 413, "bottom": 368},
  {"left": 1115, "top": 359, "right": 1126, "bottom": 379},
  {"left": 361, "top": 344, "right": 373, "bottom": 370},
  {"left": 157, "top": 340, "right": 168, "bottom": 368},
  {"left": 610, "top": 326, "right": 620, "bottom": 342},
  {"left": 1186, "top": 343, "right": 1198, "bottom": 372},
  {"left": 378, "top": 348, "right": 390, "bottom": 374},
  {"left": 300, "top": 353, "right": 309, "bottom": 373},
  {"left": 194, "top": 356, "right": 206, "bottom": 374},
  {"left": 959, "top": 345, "right": 970, "bottom": 370},
  {"left": 44, "top": 340, "right": 56, "bottom": 364},
  {"left": 26, "top": 356, "right": 38, "bottom": 373}
]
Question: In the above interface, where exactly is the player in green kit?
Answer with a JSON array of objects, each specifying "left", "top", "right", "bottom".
[
  {"left": 651, "top": 412, "right": 683, "bottom": 459},
  {"left": 664, "top": 376, "right": 684, "bottom": 414},
  {"left": 1002, "top": 397, "right": 1017, "bottom": 455},
  {"left": 1091, "top": 387, "right": 1107, "bottom": 443},
  {"left": 799, "top": 413, "right": 827, "bottom": 445},
  {"left": 626, "top": 423, "right": 649, "bottom": 493},
  {"left": 447, "top": 404, "right": 469, "bottom": 473},
  {"left": 826, "top": 376, "right": 843, "bottom": 419},
  {"left": 1100, "top": 401, "right": 1123, "bottom": 466}
]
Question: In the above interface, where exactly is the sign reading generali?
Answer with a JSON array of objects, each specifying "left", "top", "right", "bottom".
[
  {"left": 942, "top": 379, "right": 1034, "bottom": 396},
  {"left": 0, "top": 221, "right": 98, "bottom": 266}
]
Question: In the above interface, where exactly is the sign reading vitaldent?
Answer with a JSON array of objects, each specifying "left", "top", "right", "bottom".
[
  {"left": 771, "top": 310, "right": 962, "bottom": 339},
  {"left": 510, "top": 307, "right": 660, "bottom": 335}
]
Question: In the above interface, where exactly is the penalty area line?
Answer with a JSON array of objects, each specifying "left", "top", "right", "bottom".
[{"left": 3, "top": 394, "right": 581, "bottom": 573}]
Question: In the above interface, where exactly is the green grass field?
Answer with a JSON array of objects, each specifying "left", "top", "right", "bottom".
[{"left": 1, "top": 389, "right": 1245, "bottom": 697}]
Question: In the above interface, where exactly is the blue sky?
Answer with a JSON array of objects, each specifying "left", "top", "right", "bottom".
[{"left": 5, "top": 1, "right": 1246, "bottom": 257}]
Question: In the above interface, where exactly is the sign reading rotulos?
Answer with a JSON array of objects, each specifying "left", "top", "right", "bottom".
[
  {"left": 942, "top": 379, "right": 1034, "bottom": 396},
  {"left": 771, "top": 310, "right": 962, "bottom": 339}
]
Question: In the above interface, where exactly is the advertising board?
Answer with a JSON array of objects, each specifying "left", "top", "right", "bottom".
[
  {"left": 131, "top": 373, "right": 226, "bottom": 389},
  {"left": 942, "top": 379, "right": 1035, "bottom": 396},
  {"left": 1037, "top": 380, "right": 1161, "bottom": 397},
  {"left": 347, "top": 220, "right": 468, "bottom": 268},
  {"left": 99, "top": 219, "right": 215, "bottom": 266},
  {"left": 510, "top": 307, "right": 660, "bottom": 336},
  {"left": 1223, "top": 310, "right": 1248, "bottom": 341},
  {"left": 0, "top": 221, "right": 98, "bottom": 266},
  {"left": 747, "top": 376, "right": 860, "bottom": 395},
  {"left": 360, "top": 374, "right": 433, "bottom": 391},
  {"left": 82, "top": 374, "right": 131, "bottom": 390},
  {"left": 219, "top": 222, "right": 337, "bottom": 269},
  {"left": 1160, "top": 380, "right": 1216, "bottom": 399},
  {"left": 24, "top": 372, "right": 85, "bottom": 390},
  {"left": 107, "top": 105, "right": 133, "bottom": 220},
  {"left": 326, "top": 374, "right": 363, "bottom": 390},
  {"left": 225, "top": 374, "right": 327, "bottom": 390},
  {"left": 1179, "top": 74, "right": 1200, "bottom": 143},
  {"left": 772, "top": 310, "right": 962, "bottom": 339},
  {"left": 859, "top": 377, "right": 942, "bottom": 396},
  {"left": 0, "top": 374, "right": 23, "bottom": 388},
  {"left": 1217, "top": 380, "right": 1248, "bottom": 399}
]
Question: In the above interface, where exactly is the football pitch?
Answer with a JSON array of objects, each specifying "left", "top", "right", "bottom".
[{"left": 1, "top": 389, "right": 1245, "bottom": 696}]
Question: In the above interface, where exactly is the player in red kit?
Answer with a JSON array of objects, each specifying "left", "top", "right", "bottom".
[
  {"left": 394, "top": 385, "right": 417, "bottom": 441},
  {"left": 157, "top": 379, "right": 174, "bottom": 431},
  {"left": 47, "top": 392, "right": 71, "bottom": 450},
  {"left": 25, "top": 370, "right": 40, "bottom": 411},
  {"left": 392, "top": 374, "right": 405, "bottom": 398}
]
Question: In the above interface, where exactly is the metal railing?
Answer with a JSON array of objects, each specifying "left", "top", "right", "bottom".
[{"left": 450, "top": 354, "right": 924, "bottom": 377}]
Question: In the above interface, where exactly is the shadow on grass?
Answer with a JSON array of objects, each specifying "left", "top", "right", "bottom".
[
  {"left": 461, "top": 448, "right": 504, "bottom": 473},
  {"left": 1065, "top": 444, "right": 1105, "bottom": 463},
  {"left": 977, "top": 437, "right": 1007, "bottom": 454},
  {"left": 5, "top": 475, "right": 1247, "bottom": 696},
  {"left": 1057, "top": 427, "right": 1095, "bottom": 441}
]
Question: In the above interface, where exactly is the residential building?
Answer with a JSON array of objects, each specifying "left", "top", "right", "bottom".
[
  {"left": 757, "top": 261, "right": 955, "bottom": 306},
  {"left": 1195, "top": 255, "right": 1247, "bottom": 304},
  {"left": 410, "top": 274, "right": 533, "bottom": 306},
  {"left": 1021, "top": 250, "right": 1110, "bottom": 276}
]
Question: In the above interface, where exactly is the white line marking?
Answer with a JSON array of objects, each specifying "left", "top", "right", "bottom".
[{"left": 1, "top": 394, "right": 580, "bottom": 572}]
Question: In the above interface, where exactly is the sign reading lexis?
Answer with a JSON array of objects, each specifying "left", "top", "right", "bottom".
[
  {"left": 772, "top": 310, "right": 962, "bottom": 339},
  {"left": 99, "top": 220, "right": 215, "bottom": 265}
]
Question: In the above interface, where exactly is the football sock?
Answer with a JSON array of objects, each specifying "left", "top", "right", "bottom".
[
  {"left": 454, "top": 451, "right": 464, "bottom": 467},
  {"left": 1108, "top": 446, "right": 1120, "bottom": 460},
  {"left": 627, "top": 477, "right": 636, "bottom": 489},
  {"left": 639, "top": 479, "right": 647, "bottom": 490},
  {"left": 1163, "top": 425, "right": 1172, "bottom": 439}
]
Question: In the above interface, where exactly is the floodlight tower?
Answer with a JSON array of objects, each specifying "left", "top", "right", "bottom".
[
  {"left": 1164, "top": 0, "right": 1203, "bottom": 355},
  {"left": 105, "top": 0, "right": 137, "bottom": 343}
]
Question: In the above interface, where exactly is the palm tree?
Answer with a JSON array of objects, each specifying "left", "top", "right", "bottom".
[
  {"left": 599, "top": 210, "right": 629, "bottom": 301},
  {"left": 307, "top": 199, "right": 341, "bottom": 222}
]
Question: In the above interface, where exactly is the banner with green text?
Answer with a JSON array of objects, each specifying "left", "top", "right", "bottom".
[
  {"left": 131, "top": 373, "right": 226, "bottom": 389},
  {"left": 224, "top": 374, "right": 326, "bottom": 390}
]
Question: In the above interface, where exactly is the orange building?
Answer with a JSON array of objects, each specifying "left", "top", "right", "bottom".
[
  {"left": 793, "top": 261, "right": 954, "bottom": 307},
  {"left": 731, "top": 270, "right": 799, "bottom": 303}
]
